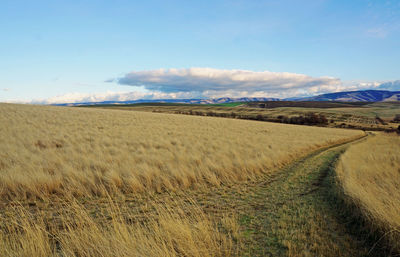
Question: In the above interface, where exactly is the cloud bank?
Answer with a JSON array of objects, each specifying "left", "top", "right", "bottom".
[
  {"left": 114, "top": 68, "right": 343, "bottom": 97},
  {"left": 27, "top": 68, "right": 400, "bottom": 104},
  {"left": 32, "top": 91, "right": 200, "bottom": 105}
]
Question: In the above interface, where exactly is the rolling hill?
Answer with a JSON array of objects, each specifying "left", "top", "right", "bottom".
[{"left": 299, "top": 90, "right": 400, "bottom": 102}]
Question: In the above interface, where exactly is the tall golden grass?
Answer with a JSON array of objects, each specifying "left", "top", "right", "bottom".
[
  {"left": 337, "top": 133, "right": 400, "bottom": 252},
  {"left": 0, "top": 103, "right": 363, "bottom": 199},
  {"left": 0, "top": 196, "right": 239, "bottom": 257},
  {"left": 0, "top": 103, "right": 366, "bottom": 256}
]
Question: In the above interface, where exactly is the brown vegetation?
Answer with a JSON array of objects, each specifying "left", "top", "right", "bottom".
[
  {"left": 336, "top": 133, "right": 400, "bottom": 253},
  {"left": 96, "top": 102, "right": 400, "bottom": 131},
  {"left": 0, "top": 103, "right": 367, "bottom": 256},
  {"left": 0, "top": 197, "right": 239, "bottom": 257},
  {"left": 0, "top": 103, "right": 363, "bottom": 200},
  {"left": 392, "top": 114, "right": 400, "bottom": 123}
]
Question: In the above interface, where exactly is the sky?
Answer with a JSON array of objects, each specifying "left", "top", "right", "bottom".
[{"left": 1, "top": 0, "right": 400, "bottom": 103}]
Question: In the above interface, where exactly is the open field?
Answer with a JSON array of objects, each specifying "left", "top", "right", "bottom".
[
  {"left": 0, "top": 103, "right": 363, "bottom": 199},
  {"left": 0, "top": 133, "right": 380, "bottom": 256},
  {"left": 337, "top": 133, "right": 400, "bottom": 253},
  {"left": 89, "top": 101, "right": 400, "bottom": 131},
  {"left": 0, "top": 103, "right": 372, "bottom": 256}
]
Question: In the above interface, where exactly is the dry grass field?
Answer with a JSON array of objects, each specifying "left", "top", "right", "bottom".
[
  {"left": 337, "top": 133, "right": 400, "bottom": 253},
  {"left": 0, "top": 196, "right": 240, "bottom": 257},
  {"left": 0, "top": 103, "right": 363, "bottom": 199},
  {"left": 0, "top": 103, "right": 366, "bottom": 256}
]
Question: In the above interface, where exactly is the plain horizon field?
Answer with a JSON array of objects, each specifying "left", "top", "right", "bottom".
[
  {"left": 93, "top": 101, "right": 400, "bottom": 132},
  {"left": 0, "top": 103, "right": 363, "bottom": 199},
  {"left": 1, "top": 103, "right": 400, "bottom": 256},
  {"left": 0, "top": 103, "right": 366, "bottom": 256}
]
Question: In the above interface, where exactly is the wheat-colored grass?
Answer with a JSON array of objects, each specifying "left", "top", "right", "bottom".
[
  {"left": 0, "top": 197, "right": 239, "bottom": 257},
  {"left": 0, "top": 103, "right": 363, "bottom": 199},
  {"left": 337, "top": 133, "right": 400, "bottom": 252},
  {"left": 0, "top": 103, "right": 366, "bottom": 256}
]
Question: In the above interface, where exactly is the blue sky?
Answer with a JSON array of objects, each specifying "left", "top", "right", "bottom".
[{"left": 1, "top": 0, "right": 399, "bottom": 103}]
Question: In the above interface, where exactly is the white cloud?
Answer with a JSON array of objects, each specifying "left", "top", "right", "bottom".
[
  {"left": 115, "top": 68, "right": 343, "bottom": 95},
  {"left": 25, "top": 67, "right": 399, "bottom": 104},
  {"left": 31, "top": 91, "right": 201, "bottom": 104}
]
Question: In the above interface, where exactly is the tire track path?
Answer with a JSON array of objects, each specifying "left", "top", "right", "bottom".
[{"left": 193, "top": 135, "right": 385, "bottom": 256}]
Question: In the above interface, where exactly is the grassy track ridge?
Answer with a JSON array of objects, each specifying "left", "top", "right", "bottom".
[{"left": 232, "top": 134, "right": 377, "bottom": 256}]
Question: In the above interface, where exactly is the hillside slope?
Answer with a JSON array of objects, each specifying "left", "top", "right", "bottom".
[{"left": 300, "top": 90, "right": 400, "bottom": 102}]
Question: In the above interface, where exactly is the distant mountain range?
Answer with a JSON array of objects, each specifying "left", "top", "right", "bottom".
[
  {"left": 55, "top": 97, "right": 280, "bottom": 106},
  {"left": 299, "top": 90, "right": 400, "bottom": 102},
  {"left": 55, "top": 90, "right": 400, "bottom": 106}
]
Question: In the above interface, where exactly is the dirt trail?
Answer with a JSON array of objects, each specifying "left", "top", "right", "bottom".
[
  {"left": 229, "top": 137, "right": 375, "bottom": 256},
  {"left": 191, "top": 135, "right": 387, "bottom": 256}
]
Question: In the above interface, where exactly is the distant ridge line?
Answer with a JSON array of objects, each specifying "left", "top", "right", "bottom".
[{"left": 53, "top": 90, "right": 400, "bottom": 106}]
